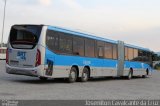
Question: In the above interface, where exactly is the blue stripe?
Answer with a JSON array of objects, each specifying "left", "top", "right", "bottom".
[
  {"left": 124, "top": 61, "right": 150, "bottom": 70},
  {"left": 45, "top": 48, "right": 151, "bottom": 70},
  {"left": 45, "top": 48, "right": 117, "bottom": 68}
]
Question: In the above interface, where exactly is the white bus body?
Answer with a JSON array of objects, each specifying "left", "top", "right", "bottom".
[{"left": 6, "top": 25, "right": 152, "bottom": 82}]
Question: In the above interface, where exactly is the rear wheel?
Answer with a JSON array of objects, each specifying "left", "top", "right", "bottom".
[
  {"left": 68, "top": 67, "right": 77, "bottom": 83},
  {"left": 142, "top": 75, "right": 146, "bottom": 78},
  {"left": 142, "top": 69, "right": 149, "bottom": 78},
  {"left": 127, "top": 70, "right": 133, "bottom": 80},
  {"left": 80, "top": 67, "right": 89, "bottom": 82}
]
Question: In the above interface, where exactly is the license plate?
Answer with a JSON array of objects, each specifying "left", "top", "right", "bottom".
[
  {"left": 17, "top": 51, "right": 26, "bottom": 60},
  {"left": 10, "top": 60, "right": 19, "bottom": 66}
]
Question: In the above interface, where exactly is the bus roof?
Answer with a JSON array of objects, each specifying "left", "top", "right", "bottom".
[
  {"left": 12, "top": 24, "right": 151, "bottom": 52},
  {"left": 47, "top": 25, "right": 118, "bottom": 44},
  {"left": 125, "top": 43, "right": 151, "bottom": 52},
  {"left": 47, "top": 25, "right": 151, "bottom": 52}
]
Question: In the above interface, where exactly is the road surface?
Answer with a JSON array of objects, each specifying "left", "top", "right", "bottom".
[{"left": 0, "top": 60, "right": 160, "bottom": 100}]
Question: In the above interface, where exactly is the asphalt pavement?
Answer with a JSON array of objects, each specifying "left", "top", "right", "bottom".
[{"left": 0, "top": 60, "right": 160, "bottom": 100}]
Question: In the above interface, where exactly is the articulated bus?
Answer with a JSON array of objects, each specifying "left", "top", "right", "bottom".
[{"left": 6, "top": 25, "right": 153, "bottom": 82}]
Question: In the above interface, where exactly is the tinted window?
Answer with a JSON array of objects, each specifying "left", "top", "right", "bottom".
[
  {"left": 46, "top": 30, "right": 59, "bottom": 52},
  {"left": 125, "top": 47, "right": 151, "bottom": 63},
  {"left": 125, "top": 47, "right": 128, "bottom": 60},
  {"left": 97, "top": 41, "right": 105, "bottom": 58},
  {"left": 73, "top": 37, "right": 84, "bottom": 56},
  {"left": 113, "top": 45, "right": 118, "bottom": 59},
  {"left": 10, "top": 25, "right": 42, "bottom": 49},
  {"left": 132, "top": 49, "right": 139, "bottom": 61},
  {"left": 104, "top": 43, "right": 113, "bottom": 59},
  {"left": 85, "top": 39, "right": 95, "bottom": 57},
  {"left": 46, "top": 30, "right": 73, "bottom": 54},
  {"left": 128, "top": 48, "right": 134, "bottom": 61},
  {"left": 125, "top": 47, "right": 139, "bottom": 61},
  {"left": 59, "top": 33, "right": 73, "bottom": 54},
  {"left": 141, "top": 51, "right": 149, "bottom": 62},
  {"left": 134, "top": 49, "right": 138, "bottom": 58},
  {"left": 138, "top": 50, "right": 142, "bottom": 56}
]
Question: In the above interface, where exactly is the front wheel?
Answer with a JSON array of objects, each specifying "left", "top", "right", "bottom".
[
  {"left": 68, "top": 67, "right": 78, "bottom": 83},
  {"left": 80, "top": 67, "right": 89, "bottom": 82},
  {"left": 127, "top": 70, "right": 133, "bottom": 80},
  {"left": 142, "top": 75, "right": 147, "bottom": 78},
  {"left": 142, "top": 69, "right": 149, "bottom": 78}
]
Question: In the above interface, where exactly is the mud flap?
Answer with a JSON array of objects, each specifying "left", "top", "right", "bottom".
[{"left": 45, "top": 59, "right": 53, "bottom": 76}]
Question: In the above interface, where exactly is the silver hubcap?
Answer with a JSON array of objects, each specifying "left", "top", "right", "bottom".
[
  {"left": 71, "top": 71, "right": 76, "bottom": 80},
  {"left": 128, "top": 72, "right": 132, "bottom": 78},
  {"left": 83, "top": 72, "right": 88, "bottom": 80}
]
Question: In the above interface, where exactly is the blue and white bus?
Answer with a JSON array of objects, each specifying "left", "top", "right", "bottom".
[{"left": 6, "top": 25, "right": 153, "bottom": 82}]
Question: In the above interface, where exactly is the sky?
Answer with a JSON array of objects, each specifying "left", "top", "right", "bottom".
[{"left": 0, "top": 0, "right": 160, "bottom": 52}]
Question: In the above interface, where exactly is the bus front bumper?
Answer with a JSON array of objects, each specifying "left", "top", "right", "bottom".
[{"left": 6, "top": 64, "right": 43, "bottom": 77}]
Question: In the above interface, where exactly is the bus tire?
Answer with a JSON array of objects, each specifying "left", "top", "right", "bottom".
[
  {"left": 80, "top": 67, "right": 89, "bottom": 82},
  {"left": 127, "top": 70, "right": 133, "bottom": 80},
  {"left": 39, "top": 77, "right": 48, "bottom": 81},
  {"left": 68, "top": 67, "right": 78, "bottom": 83},
  {"left": 142, "top": 75, "right": 146, "bottom": 78},
  {"left": 142, "top": 69, "right": 148, "bottom": 78}
]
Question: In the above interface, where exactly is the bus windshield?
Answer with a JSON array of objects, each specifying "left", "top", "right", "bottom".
[{"left": 10, "top": 25, "right": 42, "bottom": 49}]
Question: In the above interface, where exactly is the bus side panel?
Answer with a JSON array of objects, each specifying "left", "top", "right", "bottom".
[
  {"left": 44, "top": 48, "right": 118, "bottom": 78},
  {"left": 55, "top": 55, "right": 118, "bottom": 78},
  {"left": 124, "top": 61, "right": 149, "bottom": 76},
  {"left": 53, "top": 54, "right": 84, "bottom": 78},
  {"left": 44, "top": 49, "right": 82, "bottom": 78},
  {"left": 102, "top": 59, "right": 118, "bottom": 77},
  {"left": 143, "top": 63, "right": 152, "bottom": 75}
]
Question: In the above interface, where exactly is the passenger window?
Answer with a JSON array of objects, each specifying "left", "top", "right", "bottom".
[
  {"left": 113, "top": 45, "right": 118, "bottom": 59},
  {"left": 97, "top": 41, "right": 105, "bottom": 58},
  {"left": 85, "top": 39, "right": 95, "bottom": 57},
  {"left": 46, "top": 30, "right": 59, "bottom": 52},
  {"left": 132, "top": 49, "right": 138, "bottom": 61},
  {"left": 59, "top": 33, "right": 72, "bottom": 54},
  {"left": 98, "top": 46, "right": 104, "bottom": 58},
  {"left": 73, "top": 37, "right": 84, "bottom": 56},
  {"left": 104, "top": 43, "right": 113, "bottom": 59},
  {"left": 128, "top": 48, "right": 134, "bottom": 61},
  {"left": 134, "top": 49, "right": 138, "bottom": 58},
  {"left": 125, "top": 47, "right": 128, "bottom": 60}
]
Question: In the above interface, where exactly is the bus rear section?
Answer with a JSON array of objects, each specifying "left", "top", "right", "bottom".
[{"left": 6, "top": 25, "right": 44, "bottom": 77}]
